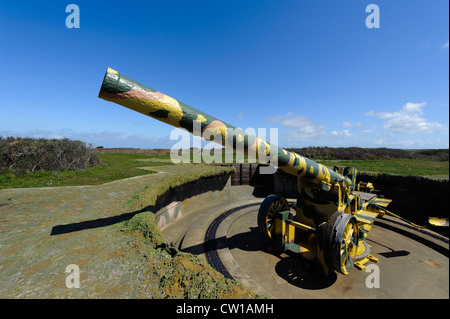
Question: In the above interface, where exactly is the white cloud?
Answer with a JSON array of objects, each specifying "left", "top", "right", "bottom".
[
  {"left": 441, "top": 40, "right": 449, "bottom": 49},
  {"left": 285, "top": 125, "right": 327, "bottom": 140},
  {"left": 268, "top": 112, "right": 327, "bottom": 140},
  {"left": 366, "top": 102, "right": 448, "bottom": 134},
  {"left": 330, "top": 129, "right": 354, "bottom": 138},
  {"left": 342, "top": 121, "right": 363, "bottom": 128},
  {"left": 268, "top": 112, "right": 312, "bottom": 128},
  {"left": 374, "top": 139, "right": 431, "bottom": 147},
  {"left": 362, "top": 129, "right": 375, "bottom": 134},
  {"left": 236, "top": 112, "right": 244, "bottom": 119}
]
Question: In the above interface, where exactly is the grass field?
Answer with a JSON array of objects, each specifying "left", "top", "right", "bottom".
[
  {"left": 0, "top": 153, "right": 173, "bottom": 189},
  {"left": 315, "top": 158, "right": 449, "bottom": 177},
  {"left": 0, "top": 151, "right": 448, "bottom": 190}
]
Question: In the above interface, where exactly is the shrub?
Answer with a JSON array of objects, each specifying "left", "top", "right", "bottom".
[{"left": 0, "top": 136, "right": 101, "bottom": 173}]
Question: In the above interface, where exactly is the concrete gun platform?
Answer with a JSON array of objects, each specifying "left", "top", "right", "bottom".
[{"left": 163, "top": 186, "right": 449, "bottom": 299}]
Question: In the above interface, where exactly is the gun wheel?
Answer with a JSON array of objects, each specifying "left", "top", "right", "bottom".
[
  {"left": 257, "top": 195, "right": 290, "bottom": 239},
  {"left": 325, "top": 212, "right": 359, "bottom": 275}
]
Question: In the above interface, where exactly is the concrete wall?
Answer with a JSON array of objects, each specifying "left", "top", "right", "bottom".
[
  {"left": 155, "top": 174, "right": 231, "bottom": 230},
  {"left": 215, "top": 163, "right": 259, "bottom": 185},
  {"left": 356, "top": 172, "right": 449, "bottom": 222}
]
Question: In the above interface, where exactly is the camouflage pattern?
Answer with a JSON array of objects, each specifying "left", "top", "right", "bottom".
[{"left": 98, "top": 68, "right": 351, "bottom": 188}]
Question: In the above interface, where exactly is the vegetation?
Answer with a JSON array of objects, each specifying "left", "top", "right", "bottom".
[
  {"left": 120, "top": 209, "right": 260, "bottom": 298},
  {"left": 293, "top": 147, "right": 449, "bottom": 177},
  {"left": 287, "top": 146, "right": 449, "bottom": 162},
  {"left": 316, "top": 158, "right": 449, "bottom": 177},
  {"left": 0, "top": 137, "right": 101, "bottom": 173},
  {"left": 1, "top": 144, "right": 448, "bottom": 189},
  {"left": 0, "top": 152, "right": 172, "bottom": 189}
]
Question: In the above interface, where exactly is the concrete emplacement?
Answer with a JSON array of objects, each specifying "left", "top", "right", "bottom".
[{"left": 162, "top": 185, "right": 449, "bottom": 299}]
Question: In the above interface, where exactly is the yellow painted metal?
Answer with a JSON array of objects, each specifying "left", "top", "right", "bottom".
[
  {"left": 354, "top": 242, "right": 379, "bottom": 270},
  {"left": 286, "top": 219, "right": 316, "bottom": 232},
  {"left": 355, "top": 240, "right": 368, "bottom": 257},
  {"left": 357, "top": 181, "right": 374, "bottom": 192},
  {"left": 339, "top": 219, "right": 359, "bottom": 275},
  {"left": 285, "top": 220, "right": 296, "bottom": 244},
  {"left": 428, "top": 217, "right": 449, "bottom": 227},
  {"left": 264, "top": 197, "right": 290, "bottom": 239},
  {"left": 383, "top": 208, "right": 442, "bottom": 230},
  {"left": 354, "top": 210, "right": 380, "bottom": 224}
]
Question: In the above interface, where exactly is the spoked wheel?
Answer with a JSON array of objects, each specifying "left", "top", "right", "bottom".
[
  {"left": 325, "top": 212, "right": 360, "bottom": 275},
  {"left": 257, "top": 195, "right": 290, "bottom": 239},
  {"left": 258, "top": 195, "right": 291, "bottom": 254}
]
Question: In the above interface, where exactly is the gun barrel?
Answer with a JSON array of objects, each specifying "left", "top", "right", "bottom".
[{"left": 98, "top": 67, "right": 350, "bottom": 187}]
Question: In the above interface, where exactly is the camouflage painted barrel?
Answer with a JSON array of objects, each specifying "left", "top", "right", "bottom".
[{"left": 98, "top": 68, "right": 350, "bottom": 187}]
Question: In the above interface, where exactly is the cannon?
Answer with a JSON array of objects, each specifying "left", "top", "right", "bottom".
[{"left": 98, "top": 67, "right": 447, "bottom": 276}]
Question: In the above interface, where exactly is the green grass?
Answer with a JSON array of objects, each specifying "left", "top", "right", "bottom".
[
  {"left": 315, "top": 158, "right": 449, "bottom": 177},
  {"left": 0, "top": 153, "right": 174, "bottom": 189},
  {"left": 1, "top": 151, "right": 448, "bottom": 190}
]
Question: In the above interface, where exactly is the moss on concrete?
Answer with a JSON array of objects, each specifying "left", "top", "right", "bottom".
[
  {"left": 127, "top": 164, "right": 235, "bottom": 211},
  {"left": 120, "top": 209, "right": 264, "bottom": 299},
  {"left": 121, "top": 212, "right": 166, "bottom": 247}
]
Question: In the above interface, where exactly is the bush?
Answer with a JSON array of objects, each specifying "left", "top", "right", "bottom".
[{"left": 0, "top": 137, "right": 101, "bottom": 173}]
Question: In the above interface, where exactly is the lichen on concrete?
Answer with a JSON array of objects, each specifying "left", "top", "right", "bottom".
[{"left": 119, "top": 209, "right": 264, "bottom": 299}]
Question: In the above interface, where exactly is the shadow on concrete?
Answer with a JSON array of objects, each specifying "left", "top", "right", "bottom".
[
  {"left": 50, "top": 207, "right": 151, "bottom": 235},
  {"left": 251, "top": 186, "right": 271, "bottom": 198},
  {"left": 227, "top": 227, "right": 269, "bottom": 252},
  {"left": 366, "top": 237, "right": 411, "bottom": 258},
  {"left": 274, "top": 255, "right": 337, "bottom": 290},
  {"left": 374, "top": 220, "right": 449, "bottom": 257},
  {"left": 226, "top": 226, "right": 337, "bottom": 290}
]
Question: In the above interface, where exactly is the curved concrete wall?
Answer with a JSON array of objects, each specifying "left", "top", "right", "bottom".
[
  {"left": 155, "top": 174, "right": 231, "bottom": 230},
  {"left": 356, "top": 172, "right": 449, "bottom": 222}
]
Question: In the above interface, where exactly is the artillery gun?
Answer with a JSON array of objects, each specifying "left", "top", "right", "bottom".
[{"left": 98, "top": 67, "right": 447, "bottom": 276}]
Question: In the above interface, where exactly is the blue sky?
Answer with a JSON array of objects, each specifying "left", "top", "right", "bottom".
[{"left": 0, "top": 0, "right": 448, "bottom": 149}]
